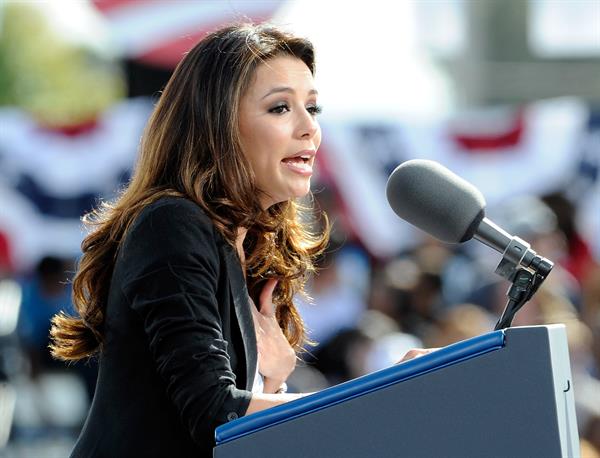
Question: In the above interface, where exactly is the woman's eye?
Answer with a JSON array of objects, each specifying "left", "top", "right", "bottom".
[
  {"left": 269, "top": 104, "right": 290, "bottom": 114},
  {"left": 307, "top": 104, "right": 323, "bottom": 116}
]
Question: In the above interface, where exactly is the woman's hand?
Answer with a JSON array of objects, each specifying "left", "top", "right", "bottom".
[
  {"left": 250, "top": 279, "right": 296, "bottom": 390},
  {"left": 396, "top": 348, "right": 439, "bottom": 364}
]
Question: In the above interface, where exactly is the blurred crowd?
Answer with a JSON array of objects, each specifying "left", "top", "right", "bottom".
[{"left": 2, "top": 186, "right": 599, "bottom": 455}]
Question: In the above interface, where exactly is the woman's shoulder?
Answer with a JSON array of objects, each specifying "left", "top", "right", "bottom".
[
  {"left": 124, "top": 196, "right": 220, "bottom": 249},
  {"left": 141, "top": 195, "right": 209, "bottom": 218},
  {"left": 134, "top": 195, "right": 213, "bottom": 230},
  {"left": 116, "top": 196, "right": 227, "bottom": 278}
]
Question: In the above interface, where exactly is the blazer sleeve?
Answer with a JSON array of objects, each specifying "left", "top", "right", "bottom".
[{"left": 119, "top": 198, "right": 252, "bottom": 445}]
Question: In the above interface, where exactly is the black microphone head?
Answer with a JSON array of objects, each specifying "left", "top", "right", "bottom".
[{"left": 386, "top": 159, "right": 486, "bottom": 243}]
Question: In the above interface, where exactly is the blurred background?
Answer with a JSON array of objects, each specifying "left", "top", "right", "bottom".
[{"left": 0, "top": 0, "right": 599, "bottom": 456}]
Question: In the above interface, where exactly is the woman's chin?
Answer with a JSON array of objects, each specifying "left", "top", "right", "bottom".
[
  {"left": 261, "top": 183, "right": 312, "bottom": 208},
  {"left": 291, "top": 185, "right": 311, "bottom": 200}
]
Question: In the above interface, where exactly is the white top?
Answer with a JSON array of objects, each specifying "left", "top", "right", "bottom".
[{"left": 251, "top": 360, "right": 264, "bottom": 393}]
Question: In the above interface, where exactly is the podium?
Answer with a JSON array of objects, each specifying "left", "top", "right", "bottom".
[{"left": 214, "top": 325, "right": 579, "bottom": 458}]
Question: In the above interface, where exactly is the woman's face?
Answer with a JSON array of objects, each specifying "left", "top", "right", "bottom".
[{"left": 239, "top": 55, "right": 321, "bottom": 209}]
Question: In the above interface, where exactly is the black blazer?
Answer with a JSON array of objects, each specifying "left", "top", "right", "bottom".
[{"left": 71, "top": 197, "right": 257, "bottom": 458}]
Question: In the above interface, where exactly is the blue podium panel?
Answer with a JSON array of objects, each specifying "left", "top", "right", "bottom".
[{"left": 213, "top": 326, "right": 579, "bottom": 458}]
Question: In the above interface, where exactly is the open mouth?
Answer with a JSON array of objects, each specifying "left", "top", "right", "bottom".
[
  {"left": 281, "top": 154, "right": 313, "bottom": 175},
  {"left": 282, "top": 155, "right": 311, "bottom": 165}
]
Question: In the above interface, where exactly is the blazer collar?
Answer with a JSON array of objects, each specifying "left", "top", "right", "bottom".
[{"left": 223, "top": 244, "right": 257, "bottom": 391}]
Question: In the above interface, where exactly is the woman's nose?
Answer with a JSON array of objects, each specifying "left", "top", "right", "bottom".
[{"left": 297, "top": 111, "right": 319, "bottom": 139}]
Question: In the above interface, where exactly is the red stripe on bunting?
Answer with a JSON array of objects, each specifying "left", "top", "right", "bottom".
[
  {"left": 452, "top": 109, "right": 525, "bottom": 151},
  {"left": 37, "top": 120, "right": 101, "bottom": 137},
  {"left": 0, "top": 232, "right": 13, "bottom": 273},
  {"left": 91, "top": 0, "right": 153, "bottom": 14}
]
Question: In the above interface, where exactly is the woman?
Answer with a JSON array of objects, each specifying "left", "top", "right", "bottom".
[{"left": 50, "top": 23, "right": 329, "bottom": 457}]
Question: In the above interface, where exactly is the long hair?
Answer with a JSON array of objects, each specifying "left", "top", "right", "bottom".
[{"left": 50, "top": 23, "right": 329, "bottom": 361}]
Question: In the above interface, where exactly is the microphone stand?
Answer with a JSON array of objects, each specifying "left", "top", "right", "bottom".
[
  {"left": 474, "top": 218, "right": 554, "bottom": 328},
  {"left": 493, "top": 255, "right": 554, "bottom": 331}
]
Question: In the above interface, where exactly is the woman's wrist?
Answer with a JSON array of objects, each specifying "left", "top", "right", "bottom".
[
  {"left": 275, "top": 382, "right": 288, "bottom": 394},
  {"left": 263, "top": 376, "right": 287, "bottom": 394}
]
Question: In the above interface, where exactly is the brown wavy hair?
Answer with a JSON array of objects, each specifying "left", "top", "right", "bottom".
[{"left": 50, "top": 23, "right": 329, "bottom": 361}]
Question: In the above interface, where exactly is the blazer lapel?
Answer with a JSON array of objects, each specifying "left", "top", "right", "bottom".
[{"left": 223, "top": 245, "right": 257, "bottom": 391}]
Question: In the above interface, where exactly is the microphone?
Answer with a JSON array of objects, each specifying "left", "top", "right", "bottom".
[{"left": 385, "top": 159, "right": 552, "bottom": 277}]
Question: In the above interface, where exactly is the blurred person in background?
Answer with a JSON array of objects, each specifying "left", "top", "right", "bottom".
[
  {"left": 309, "top": 327, "right": 373, "bottom": 385},
  {"left": 543, "top": 192, "right": 600, "bottom": 380},
  {"left": 542, "top": 192, "right": 597, "bottom": 288},
  {"left": 18, "top": 257, "right": 74, "bottom": 376},
  {"left": 423, "top": 303, "right": 495, "bottom": 348},
  {"left": 14, "top": 256, "right": 92, "bottom": 440},
  {"left": 371, "top": 240, "right": 449, "bottom": 340},
  {"left": 43, "top": 22, "right": 343, "bottom": 457},
  {"left": 296, "top": 241, "right": 369, "bottom": 347},
  {"left": 581, "top": 262, "right": 600, "bottom": 378}
]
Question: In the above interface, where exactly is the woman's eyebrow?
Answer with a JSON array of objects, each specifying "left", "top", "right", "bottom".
[{"left": 261, "top": 86, "right": 318, "bottom": 99}]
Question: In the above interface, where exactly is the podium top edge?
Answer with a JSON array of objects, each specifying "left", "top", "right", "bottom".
[{"left": 505, "top": 324, "right": 566, "bottom": 334}]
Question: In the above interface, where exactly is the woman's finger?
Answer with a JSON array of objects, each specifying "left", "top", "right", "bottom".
[
  {"left": 258, "top": 278, "right": 278, "bottom": 317},
  {"left": 396, "top": 348, "right": 439, "bottom": 364}
]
